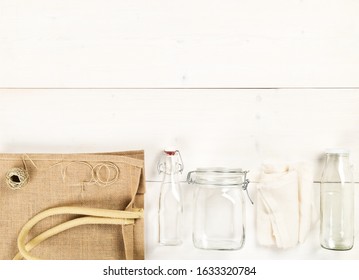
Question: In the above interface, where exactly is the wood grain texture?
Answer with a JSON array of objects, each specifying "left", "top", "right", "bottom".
[
  {"left": 1, "top": 0, "right": 358, "bottom": 259},
  {"left": 0, "top": 0, "right": 358, "bottom": 87}
]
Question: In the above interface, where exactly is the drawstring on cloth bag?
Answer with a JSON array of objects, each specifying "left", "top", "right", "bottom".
[{"left": 14, "top": 206, "right": 143, "bottom": 260}]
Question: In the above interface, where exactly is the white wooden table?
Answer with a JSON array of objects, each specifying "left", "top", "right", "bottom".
[{"left": 0, "top": 0, "right": 358, "bottom": 260}]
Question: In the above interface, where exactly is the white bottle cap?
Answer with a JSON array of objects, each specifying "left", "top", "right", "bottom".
[{"left": 325, "top": 148, "right": 350, "bottom": 155}]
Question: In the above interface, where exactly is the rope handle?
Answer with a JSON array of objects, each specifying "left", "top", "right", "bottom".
[{"left": 14, "top": 206, "right": 143, "bottom": 260}]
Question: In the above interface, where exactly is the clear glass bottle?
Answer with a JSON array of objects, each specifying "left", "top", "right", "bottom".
[
  {"left": 158, "top": 150, "right": 184, "bottom": 245},
  {"left": 187, "top": 168, "right": 249, "bottom": 250},
  {"left": 320, "top": 149, "right": 354, "bottom": 250}
]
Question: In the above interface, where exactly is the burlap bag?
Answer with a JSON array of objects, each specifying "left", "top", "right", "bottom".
[{"left": 0, "top": 150, "right": 145, "bottom": 260}]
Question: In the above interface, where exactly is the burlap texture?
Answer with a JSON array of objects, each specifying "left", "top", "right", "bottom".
[{"left": 0, "top": 150, "right": 145, "bottom": 260}]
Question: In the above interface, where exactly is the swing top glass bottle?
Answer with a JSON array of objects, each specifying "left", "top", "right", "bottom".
[{"left": 158, "top": 150, "right": 184, "bottom": 246}]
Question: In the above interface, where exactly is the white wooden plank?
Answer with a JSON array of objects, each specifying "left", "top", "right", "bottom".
[
  {"left": 0, "top": 0, "right": 358, "bottom": 87},
  {"left": 0, "top": 89, "right": 358, "bottom": 182}
]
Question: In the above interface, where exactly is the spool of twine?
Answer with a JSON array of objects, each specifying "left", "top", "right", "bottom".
[
  {"left": 5, "top": 168, "right": 29, "bottom": 190},
  {"left": 6, "top": 155, "right": 120, "bottom": 191}
]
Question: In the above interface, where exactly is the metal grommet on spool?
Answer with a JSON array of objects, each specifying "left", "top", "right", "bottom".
[{"left": 5, "top": 168, "right": 29, "bottom": 190}]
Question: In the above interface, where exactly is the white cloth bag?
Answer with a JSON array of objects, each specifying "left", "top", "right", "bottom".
[{"left": 256, "top": 163, "right": 313, "bottom": 249}]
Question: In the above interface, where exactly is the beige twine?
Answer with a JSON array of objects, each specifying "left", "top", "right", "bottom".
[
  {"left": 5, "top": 168, "right": 30, "bottom": 190},
  {"left": 60, "top": 161, "right": 120, "bottom": 188},
  {"left": 23, "top": 154, "right": 120, "bottom": 188},
  {"left": 5, "top": 155, "right": 121, "bottom": 190}
]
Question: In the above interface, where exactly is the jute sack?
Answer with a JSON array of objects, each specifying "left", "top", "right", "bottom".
[{"left": 0, "top": 150, "right": 145, "bottom": 260}]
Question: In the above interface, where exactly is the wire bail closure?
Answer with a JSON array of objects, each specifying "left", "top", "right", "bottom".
[
  {"left": 157, "top": 150, "right": 184, "bottom": 174},
  {"left": 242, "top": 178, "right": 253, "bottom": 205},
  {"left": 187, "top": 169, "right": 253, "bottom": 205}
]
